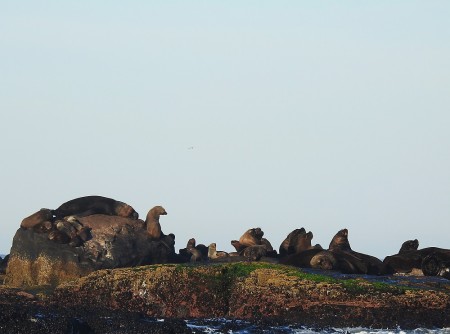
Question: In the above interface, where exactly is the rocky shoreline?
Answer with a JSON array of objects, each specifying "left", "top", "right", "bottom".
[{"left": 1, "top": 262, "right": 449, "bottom": 333}]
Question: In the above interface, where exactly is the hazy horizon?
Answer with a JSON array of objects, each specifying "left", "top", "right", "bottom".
[{"left": 1, "top": 1, "right": 449, "bottom": 258}]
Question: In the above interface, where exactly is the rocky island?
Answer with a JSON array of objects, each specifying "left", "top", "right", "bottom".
[{"left": 1, "top": 196, "right": 449, "bottom": 333}]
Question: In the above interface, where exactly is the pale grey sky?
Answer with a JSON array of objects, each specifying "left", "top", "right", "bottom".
[{"left": 1, "top": 1, "right": 449, "bottom": 257}]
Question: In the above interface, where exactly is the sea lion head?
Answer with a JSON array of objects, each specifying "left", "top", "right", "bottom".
[
  {"left": 310, "top": 251, "right": 337, "bottom": 270},
  {"left": 187, "top": 238, "right": 196, "bottom": 248},
  {"left": 329, "top": 228, "right": 351, "bottom": 251},
  {"left": 145, "top": 206, "right": 167, "bottom": 223},
  {"left": 21, "top": 208, "right": 53, "bottom": 229}
]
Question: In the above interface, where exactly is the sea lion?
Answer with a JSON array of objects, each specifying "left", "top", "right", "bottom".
[
  {"left": 188, "top": 248, "right": 203, "bottom": 262},
  {"left": 261, "top": 238, "right": 274, "bottom": 252},
  {"left": 33, "top": 221, "right": 54, "bottom": 233},
  {"left": 310, "top": 250, "right": 338, "bottom": 270},
  {"left": 329, "top": 228, "right": 392, "bottom": 275},
  {"left": 208, "top": 243, "right": 229, "bottom": 259},
  {"left": 145, "top": 206, "right": 167, "bottom": 240},
  {"left": 231, "top": 240, "right": 246, "bottom": 252},
  {"left": 239, "top": 228, "right": 264, "bottom": 247},
  {"left": 292, "top": 231, "right": 314, "bottom": 254},
  {"left": 48, "top": 230, "right": 71, "bottom": 244},
  {"left": 52, "top": 196, "right": 139, "bottom": 220},
  {"left": 328, "top": 228, "right": 351, "bottom": 252},
  {"left": 20, "top": 208, "right": 53, "bottom": 229},
  {"left": 241, "top": 245, "right": 267, "bottom": 261},
  {"left": 384, "top": 242, "right": 450, "bottom": 275},
  {"left": 56, "top": 220, "right": 78, "bottom": 239},
  {"left": 399, "top": 239, "right": 419, "bottom": 254},
  {"left": 179, "top": 238, "right": 206, "bottom": 262},
  {"left": 280, "top": 249, "right": 337, "bottom": 271},
  {"left": 422, "top": 252, "right": 450, "bottom": 279},
  {"left": 279, "top": 228, "right": 306, "bottom": 257}
]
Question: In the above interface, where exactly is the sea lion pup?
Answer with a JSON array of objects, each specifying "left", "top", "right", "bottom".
[
  {"left": 20, "top": 208, "right": 53, "bottom": 229},
  {"left": 145, "top": 206, "right": 167, "bottom": 240},
  {"left": 52, "top": 195, "right": 139, "bottom": 220},
  {"left": 238, "top": 228, "right": 264, "bottom": 248},
  {"left": 329, "top": 228, "right": 392, "bottom": 275},
  {"left": 208, "top": 243, "right": 229, "bottom": 260},
  {"left": 279, "top": 228, "right": 306, "bottom": 257}
]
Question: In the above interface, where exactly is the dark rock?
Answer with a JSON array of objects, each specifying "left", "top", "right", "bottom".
[{"left": 6, "top": 214, "right": 177, "bottom": 287}]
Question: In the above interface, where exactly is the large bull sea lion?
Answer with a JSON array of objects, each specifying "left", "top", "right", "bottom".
[
  {"left": 52, "top": 196, "right": 139, "bottom": 220},
  {"left": 238, "top": 228, "right": 264, "bottom": 247},
  {"left": 329, "top": 229, "right": 393, "bottom": 275}
]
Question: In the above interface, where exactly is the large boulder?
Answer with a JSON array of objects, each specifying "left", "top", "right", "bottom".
[{"left": 6, "top": 214, "right": 176, "bottom": 288}]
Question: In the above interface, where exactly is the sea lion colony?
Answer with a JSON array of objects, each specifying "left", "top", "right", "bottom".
[{"left": 19, "top": 196, "right": 450, "bottom": 278}]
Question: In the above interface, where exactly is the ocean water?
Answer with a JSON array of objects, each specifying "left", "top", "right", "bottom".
[{"left": 182, "top": 318, "right": 450, "bottom": 334}]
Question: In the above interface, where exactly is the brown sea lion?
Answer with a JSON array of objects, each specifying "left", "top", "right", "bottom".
[
  {"left": 188, "top": 247, "right": 203, "bottom": 262},
  {"left": 208, "top": 243, "right": 229, "bottom": 259},
  {"left": 329, "top": 228, "right": 392, "bottom": 275},
  {"left": 399, "top": 239, "right": 419, "bottom": 254},
  {"left": 56, "top": 220, "right": 78, "bottom": 239},
  {"left": 328, "top": 228, "right": 351, "bottom": 252},
  {"left": 52, "top": 196, "right": 139, "bottom": 220},
  {"left": 310, "top": 250, "right": 338, "bottom": 270},
  {"left": 33, "top": 221, "right": 54, "bottom": 233},
  {"left": 231, "top": 240, "right": 246, "bottom": 252},
  {"left": 145, "top": 206, "right": 167, "bottom": 240},
  {"left": 241, "top": 245, "right": 267, "bottom": 261},
  {"left": 261, "top": 238, "right": 274, "bottom": 252},
  {"left": 239, "top": 228, "right": 264, "bottom": 247},
  {"left": 48, "top": 230, "right": 71, "bottom": 244},
  {"left": 280, "top": 249, "right": 337, "bottom": 271},
  {"left": 21, "top": 208, "right": 53, "bottom": 229},
  {"left": 292, "top": 231, "right": 314, "bottom": 254},
  {"left": 422, "top": 252, "right": 450, "bottom": 278},
  {"left": 279, "top": 228, "right": 306, "bottom": 256},
  {"left": 180, "top": 238, "right": 207, "bottom": 262},
  {"left": 384, "top": 242, "right": 450, "bottom": 275}
]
